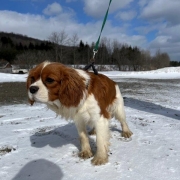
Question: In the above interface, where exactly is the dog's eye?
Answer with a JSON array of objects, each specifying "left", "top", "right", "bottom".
[{"left": 45, "top": 77, "right": 54, "bottom": 84}]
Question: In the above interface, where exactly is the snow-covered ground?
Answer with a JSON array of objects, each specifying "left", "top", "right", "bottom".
[
  {"left": 0, "top": 67, "right": 180, "bottom": 180},
  {"left": 103, "top": 66, "right": 180, "bottom": 80},
  {"left": 1, "top": 66, "right": 180, "bottom": 83}
]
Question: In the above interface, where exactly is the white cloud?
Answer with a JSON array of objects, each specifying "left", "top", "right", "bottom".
[
  {"left": 66, "top": 0, "right": 77, "bottom": 2},
  {"left": 134, "top": 20, "right": 180, "bottom": 60},
  {"left": 140, "top": 0, "right": 180, "bottom": 25},
  {"left": 138, "top": 0, "right": 180, "bottom": 60},
  {"left": 116, "top": 10, "right": 137, "bottom": 21},
  {"left": 1, "top": 0, "right": 180, "bottom": 61},
  {"left": 135, "top": 22, "right": 166, "bottom": 35},
  {"left": 82, "top": 0, "right": 133, "bottom": 18},
  {"left": 163, "top": 25, "right": 180, "bottom": 43},
  {"left": 43, "top": 2, "right": 62, "bottom": 16},
  {"left": 0, "top": 10, "right": 146, "bottom": 48},
  {"left": 138, "top": 0, "right": 148, "bottom": 8},
  {"left": 149, "top": 35, "right": 180, "bottom": 60}
]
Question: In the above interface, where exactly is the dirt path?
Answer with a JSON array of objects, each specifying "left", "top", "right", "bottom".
[
  {"left": 0, "top": 82, "right": 27, "bottom": 105},
  {"left": 0, "top": 79, "right": 179, "bottom": 106}
]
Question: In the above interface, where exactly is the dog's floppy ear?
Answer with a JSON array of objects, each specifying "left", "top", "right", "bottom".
[{"left": 58, "top": 70, "right": 85, "bottom": 107}]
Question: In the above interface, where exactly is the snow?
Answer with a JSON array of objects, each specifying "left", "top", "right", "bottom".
[
  {"left": 1, "top": 66, "right": 180, "bottom": 83},
  {"left": 102, "top": 67, "right": 180, "bottom": 80},
  {"left": 0, "top": 73, "right": 27, "bottom": 83},
  {"left": 0, "top": 67, "right": 180, "bottom": 180}
]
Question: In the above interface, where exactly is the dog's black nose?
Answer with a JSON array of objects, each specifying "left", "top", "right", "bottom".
[{"left": 29, "top": 86, "right": 39, "bottom": 94}]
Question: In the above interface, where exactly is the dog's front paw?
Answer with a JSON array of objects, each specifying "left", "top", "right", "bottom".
[
  {"left": 122, "top": 130, "right": 133, "bottom": 138},
  {"left": 91, "top": 156, "right": 108, "bottom": 166},
  {"left": 78, "top": 150, "right": 93, "bottom": 159}
]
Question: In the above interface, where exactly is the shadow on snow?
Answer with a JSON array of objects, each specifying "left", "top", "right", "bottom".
[
  {"left": 12, "top": 159, "right": 63, "bottom": 180},
  {"left": 30, "top": 123, "right": 80, "bottom": 149},
  {"left": 124, "top": 97, "right": 180, "bottom": 120}
]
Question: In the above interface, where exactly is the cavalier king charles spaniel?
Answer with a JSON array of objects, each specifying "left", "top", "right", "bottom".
[{"left": 27, "top": 61, "right": 132, "bottom": 165}]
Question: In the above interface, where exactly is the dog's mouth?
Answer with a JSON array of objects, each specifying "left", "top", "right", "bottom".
[
  {"left": 28, "top": 98, "right": 35, "bottom": 105},
  {"left": 28, "top": 92, "right": 49, "bottom": 104},
  {"left": 28, "top": 84, "right": 49, "bottom": 104},
  {"left": 29, "top": 95, "right": 41, "bottom": 103},
  {"left": 28, "top": 91, "right": 38, "bottom": 104},
  {"left": 28, "top": 95, "right": 45, "bottom": 105}
]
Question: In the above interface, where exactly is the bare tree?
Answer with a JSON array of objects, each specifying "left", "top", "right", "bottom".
[
  {"left": 129, "top": 46, "right": 142, "bottom": 71},
  {"left": 141, "top": 50, "right": 152, "bottom": 70},
  {"left": 48, "top": 30, "right": 69, "bottom": 62},
  {"left": 97, "top": 37, "right": 113, "bottom": 66},
  {"left": 161, "top": 52, "right": 170, "bottom": 67},
  {"left": 16, "top": 50, "right": 54, "bottom": 69},
  {"left": 112, "top": 41, "right": 130, "bottom": 71},
  {"left": 48, "top": 32, "right": 60, "bottom": 62},
  {"left": 58, "top": 30, "right": 69, "bottom": 63},
  {"left": 112, "top": 40, "right": 121, "bottom": 70},
  {"left": 16, "top": 51, "right": 37, "bottom": 70},
  {"left": 152, "top": 49, "right": 170, "bottom": 69},
  {"left": 69, "top": 32, "right": 79, "bottom": 66}
]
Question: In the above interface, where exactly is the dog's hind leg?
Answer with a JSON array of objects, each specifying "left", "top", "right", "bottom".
[
  {"left": 115, "top": 103, "right": 133, "bottom": 138},
  {"left": 114, "top": 86, "right": 133, "bottom": 138}
]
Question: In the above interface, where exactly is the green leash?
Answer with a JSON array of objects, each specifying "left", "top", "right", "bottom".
[
  {"left": 93, "top": 0, "right": 112, "bottom": 56},
  {"left": 84, "top": 0, "right": 112, "bottom": 75}
]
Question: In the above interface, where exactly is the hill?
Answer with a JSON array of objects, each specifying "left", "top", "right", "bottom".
[
  {"left": 0, "top": 31, "right": 179, "bottom": 70},
  {"left": 0, "top": 32, "right": 43, "bottom": 46}
]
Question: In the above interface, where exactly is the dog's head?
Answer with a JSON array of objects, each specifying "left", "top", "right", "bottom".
[{"left": 27, "top": 62, "right": 86, "bottom": 107}]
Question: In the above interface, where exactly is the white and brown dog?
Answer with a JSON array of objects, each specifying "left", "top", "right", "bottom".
[{"left": 27, "top": 61, "right": 132, "bottom": 165}]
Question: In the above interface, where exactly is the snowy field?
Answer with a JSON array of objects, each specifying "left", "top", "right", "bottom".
[{"left": 0, "top": 67, "right": 180, "bottom": 180}]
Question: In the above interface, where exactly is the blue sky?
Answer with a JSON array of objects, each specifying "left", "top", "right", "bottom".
[{"left": 0, "top": 0, "right": 180, "bottom": 61}]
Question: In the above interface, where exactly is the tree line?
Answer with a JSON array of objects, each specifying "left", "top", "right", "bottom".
[{"left": 0, "top": 31, "right": 178, "bottom": 71}]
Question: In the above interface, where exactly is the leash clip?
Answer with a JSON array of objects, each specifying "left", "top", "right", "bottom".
[
  {"left": 83, "top": 49, "right": 98, "bottom": 75},
  {"left": 93, "top": 49, "right": 98, "bottom": 59}
]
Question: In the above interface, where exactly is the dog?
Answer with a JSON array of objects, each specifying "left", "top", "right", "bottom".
[{"left": 27, "top": 61, "right": 132, "bottom": 165}]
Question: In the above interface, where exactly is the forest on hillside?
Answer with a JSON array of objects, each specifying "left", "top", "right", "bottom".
[{"left": 0, "top": 31, "right": 178, "bottom": 71}]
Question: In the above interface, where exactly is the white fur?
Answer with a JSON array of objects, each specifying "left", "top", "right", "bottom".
[
  {"left": 28, "top": 63, "right": 132, "bottom": 165},
  {"left": 73, "top": 94, "right": 110, "bottom": 164},
  {"left": 113, "top": 85, "right": 131, "bottom": 133},
  {"left": 29, "top": 61, "right": 50, "bottom": 103},
  {"left": 75, "top": 69, "right": 90, "bottom": 87},
  {"left": 29, "top": 79, "right": 49, "bottom": 103},
  {"left": 47, "top": 93, "right": 111, "bottom": 164},
  {"left": 42, "top": 61, "right": 51, "bottom": 68},
  {"left": 47, "top": 92, "right": 111, "bottom": 164},
  {"left": 48, "top": 94, "right": 100, "bottom": 125},
  {"left": 92, "top": 116, "right": 110, "bottom": 161}
]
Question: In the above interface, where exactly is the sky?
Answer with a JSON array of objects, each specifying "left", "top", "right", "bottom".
[{"left": 0, "top": 0, "right": 180, "bottom": 61}]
